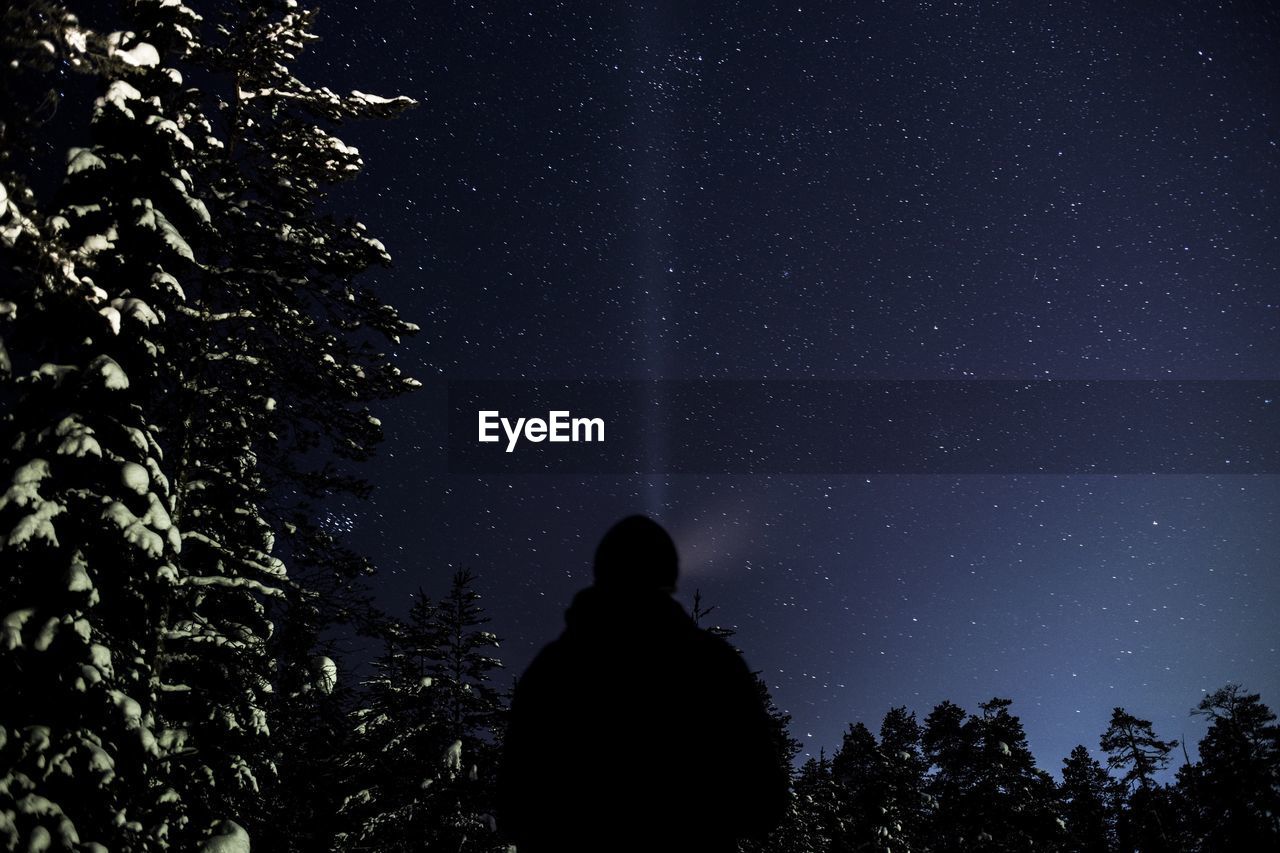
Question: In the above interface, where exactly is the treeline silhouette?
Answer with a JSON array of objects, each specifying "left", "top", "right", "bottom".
[
  {"left": 288, "top": 578, "right": 1279, "bottom": 852},
  {"left": 747, "top": 686, "right": 1279, "bottom": 853}
]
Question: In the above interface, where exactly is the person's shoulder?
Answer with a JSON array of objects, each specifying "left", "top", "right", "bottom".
[{"left": 516, "top": 633, "right": 573, "bottom": 686}]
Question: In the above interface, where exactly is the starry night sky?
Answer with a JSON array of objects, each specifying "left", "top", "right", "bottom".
[{"left": 302, "top": 1, "right": 1280, "bottom": 774}]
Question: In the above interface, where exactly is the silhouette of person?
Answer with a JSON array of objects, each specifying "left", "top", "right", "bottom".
[{"left": 497, "top": 515, "right": 789, "bottom": 853}]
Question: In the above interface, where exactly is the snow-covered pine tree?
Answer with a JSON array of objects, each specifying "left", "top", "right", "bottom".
[
  {"left": 0, "top": 0, "right": 76, "bottom": 246},
  {"left": 250, "top": 642, "right": 354, "bottom": 852},
  {"left": 3, "top": 0, "right": 419, "bottom": 848},
  {"left": 824, "top": 710, "right": 928, "bottom": 853},
  {"left": 203, "top": 0, "right": 420, "bottom": 473},
  {"left": 690, "top": 591, "right": 801, "bottom": 767},
  {"left": 757, "top": 753, "right": 843, "bottom": 853},
  {"left": 751, "top": 673, "right": 803, "bottom": 796},
  {"left": 970, "top": 698, "right": 1064, "bottom": 851},
  {"left": 137, "top": 1, "right": 418, "bottom": 846},
  {"left": 921, "top": 699, "right": 975, "bottom": 850},
  {"left": 424, "top": 570, "right": 505, "bottom": 850},
  {"left": 174, "top": 8, "right": 421, "bottom": 833},
  {"left": 250, "top": 519, "right": 381, "bottom": 852},
  {"left": 923, "top": 697, "right": 1064, "bottom": 852},
  {"left": 877, "top": 706, "right": 930, "bottom": 852},
  {"left": 46, "top": 4, "right": 290, "bottom": 847},
  {"left": 0, "top": 1, "right": 228, "bottom": 848}
]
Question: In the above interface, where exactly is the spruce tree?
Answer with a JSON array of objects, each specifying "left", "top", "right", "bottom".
[
  {"left": 339, "top": 574, "right": 506, "bottom": 852},
  {"left": 877, "top": 706, "right": 930, "bottom": 852},
  {"left": 830, "top": 721, "right": 881, "bottom": 851},
  {"left": 1, "top": 2, "right": 222, "bottom": 847},
  {"left": 1060, "top": 744, "right": 1120, "bottom": 853},
  {"left": 2, "top": 0, "right": 418, "bottom": 848},
  {"left": 972, "top": 698, "right": 1063, "bottom": 851},
  {"left": 338, "top": 596, "right": 449, "bottom": 851},
  {"left": 923, "top": 698, "right": 1063, "bottom": 852},
  {"left": 822, "top": 710, "right": 928, "bottom": 852},
  {"left": 432, "top": 571, "right": 504, "bottom": 744},
  {"left": 922, "top": 699, "right": 977, "bottom": 850},
  {"left": 757, "top": 753, "right": 844, "bottom": 853}
]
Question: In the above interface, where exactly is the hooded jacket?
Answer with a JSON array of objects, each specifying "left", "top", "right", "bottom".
[{"left": 497, "top": 585, "right": 789, "bottom": 853}]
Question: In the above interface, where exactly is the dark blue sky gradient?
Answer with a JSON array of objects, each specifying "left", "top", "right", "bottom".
[{"left": 302, "top": 1, "right": 1280, "bottom": 775}]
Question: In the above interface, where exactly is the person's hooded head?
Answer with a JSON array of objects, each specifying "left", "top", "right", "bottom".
[{"left": 593, "top": 515, "right": 679, "bottom": 593}]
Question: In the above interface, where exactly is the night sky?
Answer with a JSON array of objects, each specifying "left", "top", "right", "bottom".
[{"left": 301, "top": 1, "right": 1280, "bottom": 775}]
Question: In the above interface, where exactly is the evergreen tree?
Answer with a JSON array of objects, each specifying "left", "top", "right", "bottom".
[
  {"left": 1100, "top": 708, "right": 1181, "bottom": 853},
  {"left": 830, "top": 721, "right": 882, "bottom": 851},
  {"left": 1060, "top": 745, "right": 1120, "bottom": 853},
  {"left": 338, "top": 595, "right": 450, "bottom": 851},
  {"left": 877, "top": 706, "right": 930, "bottom": 852},
  {"left": 432, "top": 571, "right": 504, "bottom": 744},
  {"left": 429, "top": 570, "right": 505, "bottom": 850},
  {"left": 251, "top": 650, "right": 354, "bottom": 852},
  {"left": 1, "top": 0, "right": 417, "bottom": 848},
  {"left": 755, "top": 675, "right": 804, "bottom": 784},
  {"left": 252, "top": 515, "right": 389, "bottom": 851},
  {"left": 751, "top": 753, "right": 844, "bottom": 853},
  {"left": 249, "top": 523, "right": 383, "bottom": 852},
  {"left": 1100, "top": 708, "right": 1176, "bottom": 792},
  {"left": 1179, "top": 684, "right": 1280, "bottom": 850},
  {"left": 922, "top": 699, "right": 977, "bottom": 850},
  {"left": 823, "top": 710, "right": 927, "bottom": 852},
  {"left": 339, "top": 574, "right": 506, "bottom": 852},
  {"left": 193, "top": 2, "right": 418, "bottom": 840},
  {"left": 923, "top": 698, "right": 1063, "bottom": 852},
  {"left": 1, "top": 2, "right": 224, "bottom": 847}
]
